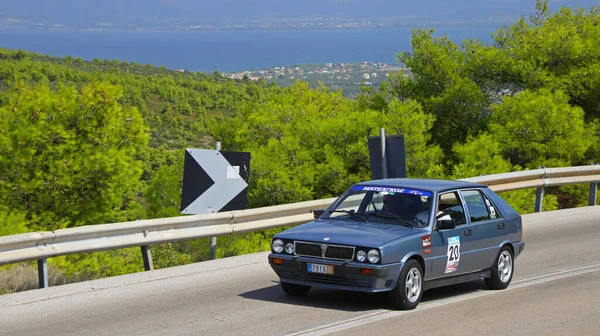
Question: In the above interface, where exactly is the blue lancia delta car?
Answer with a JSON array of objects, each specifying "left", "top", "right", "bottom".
[{"left": 268, "top": 178, "right": 525, "bottom": 310}]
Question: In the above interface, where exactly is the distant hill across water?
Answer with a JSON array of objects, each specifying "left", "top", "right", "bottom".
[{"left": 1, "top": 0, "right": 597, "bottom": 31}]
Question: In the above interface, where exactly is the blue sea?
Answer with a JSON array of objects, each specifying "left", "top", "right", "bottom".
[{"left": 0, "top": 27, "right": 500, "bottom": 73}]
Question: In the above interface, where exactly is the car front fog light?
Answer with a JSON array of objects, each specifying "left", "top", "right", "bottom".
[
  {"left": 356, "top": 250, "right": 366, "bottom": 262},
  {"left": 285, "top": 243, "right": 294, "bottom": 254},
  {"left": 272, "top": 239, "right": 284, "bottom": 253},
  {"left": 367, "top": 249, "right": 380, "bottom": 263}
]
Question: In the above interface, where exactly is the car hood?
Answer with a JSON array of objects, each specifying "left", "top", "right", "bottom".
[{"left": 275, "top": 219, "right": 426, "bottom": 247}]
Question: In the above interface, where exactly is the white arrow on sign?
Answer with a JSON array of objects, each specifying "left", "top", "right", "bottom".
[{"left": 181, "top": 149, "right": 248, "bottom": 214}]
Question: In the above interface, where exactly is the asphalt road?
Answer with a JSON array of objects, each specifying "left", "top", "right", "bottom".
[{"left": 1, "top": 206, "right": 599, "bottom": 336}]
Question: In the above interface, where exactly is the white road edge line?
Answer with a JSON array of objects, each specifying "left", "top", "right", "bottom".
[{"left": 284, "top": 263, "right": 600, "bottom": 336}]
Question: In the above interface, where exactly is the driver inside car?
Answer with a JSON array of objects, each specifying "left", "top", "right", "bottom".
[{"left": 382, "top": 193, "right": 430, "bottom": 225}]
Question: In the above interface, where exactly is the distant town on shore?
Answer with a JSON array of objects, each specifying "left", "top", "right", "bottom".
[{"left": 219, "top": 61, "right": 407, "bottom": 97}]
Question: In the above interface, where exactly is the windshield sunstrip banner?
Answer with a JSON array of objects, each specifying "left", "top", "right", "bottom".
[{"left": 351, "top": 185, "right": 432, "bottom": 196}]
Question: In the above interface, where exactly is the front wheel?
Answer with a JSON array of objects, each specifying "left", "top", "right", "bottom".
[
  {"left": 280, "top": 282, "right": 311, "bottom": 296},
  {"left": 485, "top": 245, "right": 514, "bottom": 290},
  {"left": 389, "top": 259, "right": 423, "bottom": 310}
]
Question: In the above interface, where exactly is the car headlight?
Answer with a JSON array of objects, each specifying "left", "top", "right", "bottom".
[
  {"left": 285, "top": 243, "right": 294, "bottom": 254},
  {"left": 367, "top": 249, "right": 380, "bottom": 263},
  {"left": 356, "top": 250, "right": 366, "bottom": 262},
  {"left": 272, "top": 239, "right": 284, "bottom": 253}
]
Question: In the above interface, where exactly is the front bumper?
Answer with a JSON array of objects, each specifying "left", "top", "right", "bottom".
[{"left": 268, "top": 253, "right": 402, "bottom": 293}]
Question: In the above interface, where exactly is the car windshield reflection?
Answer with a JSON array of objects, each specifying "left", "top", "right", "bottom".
[{"left": 322, "top": 185, "right": 433, "bottom": 227}]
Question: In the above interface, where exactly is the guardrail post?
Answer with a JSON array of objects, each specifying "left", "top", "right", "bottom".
[
  {"left": 38, "top": 258, "right": 48, "bottom": 289},
  {"left": 590, "top": 183, "right": 598, "bottom": 206},
  {"left": 590, "top": 163, "right": 598, "bottom": 206},
  {"left": 209, "top": 238, "right": 217, "bottom": 260},
  {"left": 535, "top": 187, "right": 544, "bottom": 212},
  {"left": 208, "top": 142, "right": 221, "bottom": 260},
  {"left": 141, "top": 246, "right": 154, "bottom": 271},
  {"left": 535, "top": 166, "right": 546, "bottom": 212}
]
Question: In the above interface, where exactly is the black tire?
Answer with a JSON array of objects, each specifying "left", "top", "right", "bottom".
[
  {"left": 485, "top": 245, "right": 514, "bottom": 290},
  {"left": 280, "top": 282, "right": 311, "bottom": 296},
  {"left": 389, "top": 259, "right": 423, "bottom": 310}
]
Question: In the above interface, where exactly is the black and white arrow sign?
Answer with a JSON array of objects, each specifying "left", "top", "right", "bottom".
[{"left": 180, "top": 148, "right": 251, "bottom": 215}]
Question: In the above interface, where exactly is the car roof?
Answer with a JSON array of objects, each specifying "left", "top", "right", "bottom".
[{"left": 355, "top": 178, "right": 487, "bottom": 193}]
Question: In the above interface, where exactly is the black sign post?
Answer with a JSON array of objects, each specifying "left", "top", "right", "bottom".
[{"left": 368, "top": 131, "right": 407, "bottom": 180}]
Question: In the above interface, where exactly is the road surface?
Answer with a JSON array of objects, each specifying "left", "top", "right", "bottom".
[{"left": 1, "top": 206, "right": 599, "bottom": 336}]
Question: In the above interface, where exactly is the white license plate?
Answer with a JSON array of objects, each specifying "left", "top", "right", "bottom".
[{"left": 307, "top": 263, "right": 334, "bottom": 275}]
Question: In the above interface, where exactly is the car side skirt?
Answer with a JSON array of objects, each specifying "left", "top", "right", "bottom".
[{"left": 423, "top": 269, "right": 492, "bottom": 291}]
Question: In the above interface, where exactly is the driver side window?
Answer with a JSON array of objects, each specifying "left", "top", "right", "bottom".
[
  {"left": 437, "top": 192, "right": 467, "bottom": 226},
  {"left": 328, "top": 193, "right": 365, "bottom": 217}
]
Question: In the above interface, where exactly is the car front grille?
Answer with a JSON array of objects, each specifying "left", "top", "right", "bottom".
[
  {"left": 295, "top": 242, "right": 321, "bottom": 257},
  {"left": 324, "top": 246, "right": 354, "bottom": 260},
  {"left": 294, "top": 241, "right": 355, "bottom": 261}
]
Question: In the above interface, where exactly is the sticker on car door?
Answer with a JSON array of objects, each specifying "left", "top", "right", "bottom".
[{"left": 445, "top": 236, "right": 460, "bottom": 273}]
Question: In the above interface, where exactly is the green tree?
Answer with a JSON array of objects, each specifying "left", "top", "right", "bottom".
[
  {"left": 0, "top": 206, "right": 28, "bottom": 236},
  {"left": 489, "top": 88, "right": 593, "bottom": 168},
  {"left": 493, "top": 1, "right": 600, "bottom": 119},
  {"left": 383, "top": 28, "right": 491, "bottom": 153},
  {"left": 0, "top": 81, "right": 149, "bottom": 229},
  {"left": 144, "top": 150, "right": 184, "bottom": 219},
  {"left": 451, "top": 133, "right": 513, "bottom": 179}
]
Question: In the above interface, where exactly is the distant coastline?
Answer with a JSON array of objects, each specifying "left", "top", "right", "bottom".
[
  {"left": 0, "top": 27, "right": 500, "bottom": 73},
  {"left": 0, "top": 16, "right": 514, "bottom": 33}
]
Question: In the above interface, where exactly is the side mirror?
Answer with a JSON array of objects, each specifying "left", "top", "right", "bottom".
[
  {"left": 437, "top": 215, "right": 455, "bottom": 230},
  {"left": 313, "top": 209, "right": 325, "bottom": 219}
]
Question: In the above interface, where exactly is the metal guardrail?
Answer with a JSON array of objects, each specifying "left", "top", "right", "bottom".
[
  {"left": 462, "top": 165, "right": 600, "bottom": 191},
  {"left": 462, "top": 165, "right": 600, "bottom": 211},
  {"left": 1, "top": 164, "right": 599, "bottom": 289}
]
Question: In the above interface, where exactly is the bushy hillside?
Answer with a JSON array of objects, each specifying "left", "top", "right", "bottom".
[{"left": 0, "top": 50, "right": 278, "bottom": 149}]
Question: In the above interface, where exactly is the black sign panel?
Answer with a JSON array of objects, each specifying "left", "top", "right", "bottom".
[
  {"left": 368, "top": 134, "right": 407, "bottom": 180},
  {"left": 180, "top": 149, "right": 251, "bottom": 214}
]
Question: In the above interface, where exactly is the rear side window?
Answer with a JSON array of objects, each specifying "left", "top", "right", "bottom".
[{"left": 461, "top": 189, "right": 500, "bottom": 222}]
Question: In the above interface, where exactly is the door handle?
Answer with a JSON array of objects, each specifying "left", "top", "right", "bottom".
[
  {"left": 498, "top": 223, "right": 505, "bottom": 229},
  {"left": 465, "top": 229, "right": 472, "bottom": 236}
]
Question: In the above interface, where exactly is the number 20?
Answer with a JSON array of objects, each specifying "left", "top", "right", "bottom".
[{"left": 449, "top": 245, "right": 460, "bottom": 261}]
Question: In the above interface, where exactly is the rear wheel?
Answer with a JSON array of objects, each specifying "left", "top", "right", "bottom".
[
  {"left": 389, "top": 259, "right": 423, "bottom": 310},
  {"left": 485, "top": 245, "right": 514, "bottom": 290},
  {"left": 280, "top": 282, "right": 311, "bottom": 296}
]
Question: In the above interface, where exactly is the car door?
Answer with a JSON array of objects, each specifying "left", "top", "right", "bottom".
[
  {"left": 459, "top": 188, "right": 506, "bottom": 272},
  {"left": 429, "top": 191, "right": 476, "bottom": 279}
]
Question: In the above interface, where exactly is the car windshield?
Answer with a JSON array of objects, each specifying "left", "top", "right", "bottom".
[{"left": 323, "top": 185, "right": 433, "bottom": 228}]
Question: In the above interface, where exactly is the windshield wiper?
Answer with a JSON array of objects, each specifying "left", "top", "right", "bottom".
[
  {"left": 327, "top": 210, "right": 367, "bottom": 222},
  {"left": 367, "top": 212, "right": 415, "bottom": 228}
]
